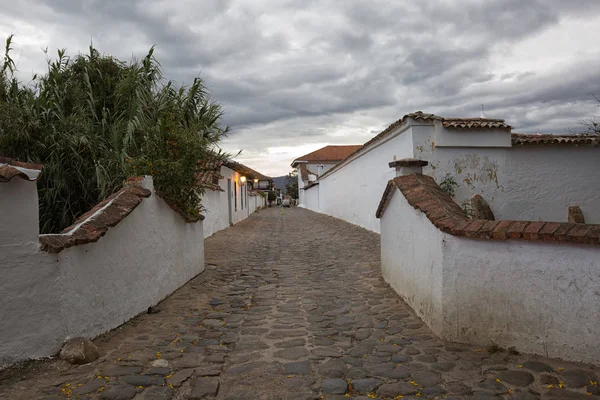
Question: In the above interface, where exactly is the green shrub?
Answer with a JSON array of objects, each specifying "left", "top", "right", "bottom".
[{"left": 0, "top": 36, "right": 228, "bottom": 232}]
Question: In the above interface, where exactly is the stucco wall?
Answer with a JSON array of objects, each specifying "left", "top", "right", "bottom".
[
  {"left": 380, "top": 191, "right": 445, "bottom": 333},
  {"left": 414, "top": 123, "right": 600, "bottom": 223},
  {"left": 304, "top": 185, "right": 320, "bottom": 211},
  {"left": 202, "top": 165, "right": 264, "bottom": 238},
  {"left": 0, "top": 176, "right": 205, "bottom": 368},
  {"left": 380, "top": 186, "right": 600, "bottom": 365},
  {"left": 316, "top": 126, "right": 415, "bottom": 232}
]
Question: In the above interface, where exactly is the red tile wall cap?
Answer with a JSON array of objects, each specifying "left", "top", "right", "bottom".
[
  {"left": 0, "top": 156, "right": 44, "bottom": 182},
  {"left": 39, "top": 186, "right": 151, "bottom": 253},
  {"left": 376, "top": 173, "right": 600, "bottom": 246},
  {"left": 319, "top": 111, "right": 512, "bottom": 181},
  {"left": 512, "top": 133, "right": 600, "bottom": 147}
]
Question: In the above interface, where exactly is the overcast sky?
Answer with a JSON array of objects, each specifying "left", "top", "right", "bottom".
[{"left": 2, "top": 0, "right": 600, "bottom": 177}]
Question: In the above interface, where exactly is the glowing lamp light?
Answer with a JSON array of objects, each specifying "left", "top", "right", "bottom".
[
  {"left": 240, "top": 176, "right": 246, "bottom": 184},
  {"left": 253, "top": 178, "right": 259, "bottom": 183}
]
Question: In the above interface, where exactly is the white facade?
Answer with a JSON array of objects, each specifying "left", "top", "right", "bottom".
[
  {"left": 304, "top": 116, "right": 600, "bottom": 232},
  {"left": 380, "top": 187, "right": 600, "bottom": 365},
  {"left": 297, "top": 162, "right": 336, "bottom": 208},
  {"left": 0, "top": 176, "right": 205, "bottom": 368},
  {"left": 202, "top": 165, "right": 266, "bottom": 238}
]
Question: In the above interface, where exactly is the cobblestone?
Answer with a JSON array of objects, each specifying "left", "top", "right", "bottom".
[{"left": 1, "top": 207, "right": 599, "bottom": 399}]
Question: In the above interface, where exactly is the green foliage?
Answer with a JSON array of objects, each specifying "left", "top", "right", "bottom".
[
  {"left": 267, "top": 190, "right": 277, "bottom": 202},
  {"left": 0, "top": 36, "right": 228, "bottom": 232},
  {"left": 285, "top": 171, "right": 298, "bottom": 199},
  {"left": 439, "top": 173, "right": 458, "bottom": 197}
]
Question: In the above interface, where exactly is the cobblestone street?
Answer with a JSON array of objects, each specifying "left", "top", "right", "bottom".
[{"left": 1, "top": 207, "right": 599, "bottom": 400}]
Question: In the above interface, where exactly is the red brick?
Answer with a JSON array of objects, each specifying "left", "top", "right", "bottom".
[
  {"left": 522, "top": 221, "right": 545, "bottom": 240},
  {"left": 507, "top": 221, "right": 529, "bottom": 239},
  {"left": 435, "top": 217, "right": 466, "bottom": 233},
  {"left": 565, "top": 224, "right": 592, "bottom": 244},
  {"left": 539, "top": 222, "right": 560, "bottom": 241},
  {"left": 462, "top": 220, "right": 488, "bottom": 238},
  {"left": 491, "top": 220, "right": 514, "bottom": 240},
  {"left": 477, "top": 220, "right": 500, "bottom": 239},
  {"left": 551, "top": 224, "right": 573, "bottom": 242},
  {"left": 584, "top": 225, "right": 600, "bottom": 245},
  {"left": 450, "top": 219, "right": 472, "bottom": 235}
]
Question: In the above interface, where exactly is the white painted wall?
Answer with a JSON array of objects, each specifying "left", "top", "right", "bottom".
[
  {"left": 201, "top": 165, "right": 264, "bottom": 238},
  {"left": 306, "top": 117, "right": 600, "bottom": 231},
  {"left": 315, "top": 125, "right": 415, "bottom": 232},
  {"left": 380, "top": 186, "right": 600, "bottom": 365},
  {"left": 414, "top": 121, "right": 600, "bottom": 223},
  {"left": 0, "top": 176, "right": 205, "bottom": 368},
  {"left": 304, "top": 185, "right": 320, "bottom": 211},
  {"left": 380, "top": 191, "right": 445, "bottom": 333}
]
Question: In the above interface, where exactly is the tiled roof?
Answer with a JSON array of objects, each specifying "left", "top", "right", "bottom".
[
  {"left": 443, "top": 118, "right": 511, "bottom": 130},
  {"left": 512, "top": 133, "right": 600, "bottom": 147},
  {"left": 291, "top": 145, "right": 363, "bottom": 167},
  {"left": 318, "top": 111, "right": 511, "bottom": 181},
  {"left": 0, "top": 157, "right": 43, "bottom": 183},
  {"left": 376, "top": 173, "right": 600, "bottom": 245},
  {"left": 224, "top": 160, "right": 272, "bottom": 181},
  {"left": 298, "top": 163, "right": 319, "bottom": 183},
  {"left": 197, "top": 161, "right": 225, "bottom": 192},
  {"left": 40, "top": 180, "right": 151, "bottom": 253}
]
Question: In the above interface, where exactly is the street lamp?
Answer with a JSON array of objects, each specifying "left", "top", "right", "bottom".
[{"left": 240, "top": 176, "right": 246, "bottom": 185}]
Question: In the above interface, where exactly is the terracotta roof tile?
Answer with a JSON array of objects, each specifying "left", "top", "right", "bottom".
[
  {"left": 318, "top": 111, "right": 511, "bottom": 180},
  {"left": 511, "top": 133, "right": 600, "bottom": 147},
  {"left": 40, "top": 182, "right": 151, "bottom": 253},
  {"left": 376, "top": 173, "right": 600, "bottom": 246},
  {"left": 0, "top": 157, "right": 43, "bottom": 183},
  {"left": 291, "top": 145, "right": 362, "bottom": 167},
  {"left": 443, "top": 118, "right": 511, "bottom": 130},
  {"left": 223, "top": 160, "right": 272, "bottom": 181}
]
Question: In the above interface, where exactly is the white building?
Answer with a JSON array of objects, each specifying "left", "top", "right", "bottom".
[
  {"left": 303, "top": 111, "right": 600, "bottom": 232},
  {"left": 291, "top": 145, "right": 361, "bottom": 209},
  {"left": 200, "top": 160, "right": 270, "bottom": 238}
]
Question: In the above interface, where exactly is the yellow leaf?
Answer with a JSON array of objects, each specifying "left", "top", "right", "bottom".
[
  {"left": 138, "top": 386, "right": 144, "bottom": 389},
  {"left": 287, "top": 375, "right": 291, "bottom": 378},
  {"left": 416, "top": 393, "right": 422, "bottom": 397},
  {"left": 547, "top": 384, "right": 554, "bottom": 388},
  {"left": 518, "top": 364, "right": 523, "bottom": 368},
  {"left": 557, "top": 367, "right": 565, "bottom": 371},
  {"left": 496, "top": 378, "right": 502, "bottom": 383},
  {"left": 558, "top": 382, "right": 564, "bottom": 388},
  {"left": 476, "top": 348, "right": 482, "bottom": 352},
  {"left": 345, "top": 394, "right": 350, "bottom": 398}
]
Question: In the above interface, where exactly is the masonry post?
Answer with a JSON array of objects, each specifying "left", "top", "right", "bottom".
[{"left": 388, "top": 158, "right": 429, "bottom": 176}]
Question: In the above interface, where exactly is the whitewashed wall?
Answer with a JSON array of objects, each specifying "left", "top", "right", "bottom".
[
  {"left": 380, "top": 187, "right": 600, "bottom": 365},
  {"left": 304, "top": 184, "right": 320, "bottom": 211},
  {"left": 305, "top": 117, "right": 600, "bottom": 231},
  {"left": 0, "top": 176, "right": 204, "bottom": 368},
  {"left": 315, "top": 125, "right": 416, "bottom": 232},
  {"left": 415, "top": 122, "right": 600, "bottom": 223},
  {"left": 202, "top": 165, "right": 264, "bottom": 238}
]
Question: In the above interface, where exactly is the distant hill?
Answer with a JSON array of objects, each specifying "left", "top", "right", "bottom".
[{"left": 273, "top": 176, "right": 289, "bottom": 195}]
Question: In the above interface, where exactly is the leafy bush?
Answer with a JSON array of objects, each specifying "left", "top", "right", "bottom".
[
  {"left": 439, "top": 173, "right": 458, "bottom": 197},
  {"left": 0, "top": 36, "right": 228, "bottom": 232}
]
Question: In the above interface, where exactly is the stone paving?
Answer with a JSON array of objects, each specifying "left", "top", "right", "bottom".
[{"left": 1, "top": 207, "right": 599, "bottom": 400}]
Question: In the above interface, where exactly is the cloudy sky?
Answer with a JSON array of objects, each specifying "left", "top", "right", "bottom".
[{"left": 2, "top": 0, "right": 600, "bottom": 177}]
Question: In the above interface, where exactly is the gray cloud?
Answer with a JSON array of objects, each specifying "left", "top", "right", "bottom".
[{"left": 1, "top": 0, "right": 600, "bottom": 176}]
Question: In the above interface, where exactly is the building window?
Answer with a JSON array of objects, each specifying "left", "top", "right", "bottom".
[
  {"left": 234, "top": 181, "right": 237, "bottom": 212},
  {"left": 212, "top": 174, "right": 219, "bottom": 186}
]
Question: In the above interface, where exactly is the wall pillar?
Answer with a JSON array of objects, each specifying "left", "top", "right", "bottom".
[{"left": 388, "top": 158, "right": 429, "bottom": 177}]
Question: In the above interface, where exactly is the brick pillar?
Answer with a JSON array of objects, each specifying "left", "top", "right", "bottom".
[{"left": 388, "top": 158, "right": 429, "bottom": 177}]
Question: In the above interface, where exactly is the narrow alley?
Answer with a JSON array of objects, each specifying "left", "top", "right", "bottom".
[{"left": 1, "top": 207, "right": 598, "bottom": 400}]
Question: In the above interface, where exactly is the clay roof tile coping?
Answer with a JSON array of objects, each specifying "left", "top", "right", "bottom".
[
  {"left": 0, "top": 156, "right": 44, "bottom": 182},
  {"left": 291, "top": 145, "right": 363, "bottom": 166}
]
